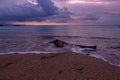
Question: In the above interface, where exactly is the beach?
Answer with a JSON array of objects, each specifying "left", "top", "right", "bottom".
[
  {"left": 0, "top": 53, "right": 120, "bottom": 80},
  {"left": 0, "top": 0, "right": 120, "bottom": 79},
  {"left": 0, "top": 25, "right": 120, "bottom": 80}
]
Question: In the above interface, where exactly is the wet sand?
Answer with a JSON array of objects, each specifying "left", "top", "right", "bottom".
[{"left": 0, "top": 53, "right": 120, "bottom": 80}]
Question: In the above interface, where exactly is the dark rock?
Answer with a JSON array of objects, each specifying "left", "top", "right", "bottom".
[{"left": 50, "top": 39, "right": 68, "bottom": 48}]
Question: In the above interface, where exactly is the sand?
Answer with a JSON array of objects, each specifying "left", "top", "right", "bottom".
[{"left": 0, "top": 53, "right": 120, "bottom": 80}]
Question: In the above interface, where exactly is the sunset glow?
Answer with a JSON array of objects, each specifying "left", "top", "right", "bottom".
[{"left": 11, "top": 21, "right": 79, "bottom": 26}]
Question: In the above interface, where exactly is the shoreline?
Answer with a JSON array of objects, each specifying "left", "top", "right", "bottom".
[
  {"left": 1, "top": 51, "right": 120, "bottom": 67},
  {"left": 0, "top": 53, "right": 120, "bottom": 80}
]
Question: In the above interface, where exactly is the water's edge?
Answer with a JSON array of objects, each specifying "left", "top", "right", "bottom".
[{"left": 0, "top": 50, "right": 120, "bottom": 67}]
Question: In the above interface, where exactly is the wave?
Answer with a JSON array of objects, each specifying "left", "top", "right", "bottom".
[
  {"left": 0, "top": 38, "right": 120, "bottom": 67},
  {"left": 89, "top": 53, "right": 120, "bottom": 67}
]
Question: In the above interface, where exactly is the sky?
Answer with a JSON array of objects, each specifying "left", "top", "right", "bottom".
[{"left": 0, "top": 0, "right": 120, "bottom": 25}]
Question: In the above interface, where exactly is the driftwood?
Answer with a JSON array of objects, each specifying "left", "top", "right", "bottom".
[
  {"left": 49, "top": 39, "right": 97, "bottom": 49},
  {"left": 76, "top": 45, "right": 96, "bottom": 49}
]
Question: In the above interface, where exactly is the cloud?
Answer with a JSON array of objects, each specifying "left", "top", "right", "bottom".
[
  {"left": 37, "top": 0, "right": 58, "bottom": 15},
  {"left": 103, "top": 12, "right": 120, "bottom": 17},
  {"left": 81, "top": 15, "right": 99, "bottom": 21},
  {"left": 46, "top": 7, "right": 72, "bottom": 22},
  {"left": 54, "top": 0, "right": 120, "bottom": 2},
  {"left": 0, "top": 0, "right": 73, "bottom": 23},
  {"left": 0, "top": 0, "right": 59, "bottom": 22},
  {"left": 0, "top": 0, "right": 120, "bottom": 25},
  {"left": 0, "top": 0, "right": 27, "bottom": 9}
]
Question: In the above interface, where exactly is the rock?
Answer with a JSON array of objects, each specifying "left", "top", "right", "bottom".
[{"left": 50, "top": 39, "right": 68, "bottom": 48}]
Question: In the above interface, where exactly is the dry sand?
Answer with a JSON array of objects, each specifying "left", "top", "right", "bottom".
[{"left": 0, "top": 53, "right": 120, "bottom": 80}]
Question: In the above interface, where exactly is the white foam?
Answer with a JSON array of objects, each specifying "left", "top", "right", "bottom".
[
  {"left": 109, "top": 63, "right": 120, "bottom": 67},
  {"left": 89, "top": 54, "right": 108, "bottom": 62},
  {"left": 89, "top": 53, "right": 120, "bottom": 67},
  {"left": 71, "top": 47, "right": 84, "bottom": 53}
]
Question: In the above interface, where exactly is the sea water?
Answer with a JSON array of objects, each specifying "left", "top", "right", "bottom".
[{"left": 0, "top": 25, "right": 120, "bottom": 67}]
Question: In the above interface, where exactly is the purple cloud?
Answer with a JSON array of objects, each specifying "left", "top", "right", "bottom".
[
  {"left": 0, "top": 0, "right": 73, "bottom": 23},
  {"left": 81, "top": 15, "right": 99, "bottom": 21},
  {"left": 0, "top": 0, "right": 120, "bottom": 25},
  {"left": 0, "top": 0, "right": 59, "bottom": 22}
]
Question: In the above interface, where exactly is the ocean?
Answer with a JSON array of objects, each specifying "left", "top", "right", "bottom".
[{"left": 0, "top": 25, "right": 120, "bottom": 67}]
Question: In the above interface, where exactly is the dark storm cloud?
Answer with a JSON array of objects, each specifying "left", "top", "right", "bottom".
[
  {"left": 0, "top": 0, "right": 59, "bottom": 22},
  {"left": 37, "top": 0, "right": 58, "bottom": 16},
  {"left": 47, "top": 7, "right": 72, "bottom": 22}
]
